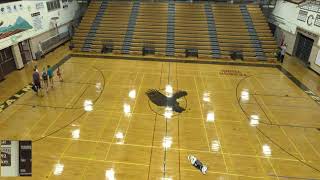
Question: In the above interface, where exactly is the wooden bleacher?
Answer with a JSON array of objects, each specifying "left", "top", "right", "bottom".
[
  {"left": 175, "top": 3, "right": 212, "bottom": 58},
  {"left": 73, "top": 1, "right": 132, "bottom": 53},
  {"left": 130, "top": 2, "right": 168, "bottom": 56},
  {"left": 71, "top": 0, "right": 278, "bottom": 62}
]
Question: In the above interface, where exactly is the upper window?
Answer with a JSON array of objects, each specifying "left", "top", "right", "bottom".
[{"left": 47, "top": 0, "right": 61, "bottom": 12}]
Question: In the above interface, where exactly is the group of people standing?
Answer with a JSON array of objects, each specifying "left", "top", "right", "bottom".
[{"left": 32, "top": 65, "right": 63, "bottom": 96}]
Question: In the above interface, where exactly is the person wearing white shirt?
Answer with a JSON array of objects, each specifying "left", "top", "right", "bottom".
[{"left": 280, "top": 44, "right": 287, "bottom": 63}]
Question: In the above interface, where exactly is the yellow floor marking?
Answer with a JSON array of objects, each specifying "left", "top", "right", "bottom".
[
  {"left": 46, "top": 135, "right": 300, "bottom": 162},
  {"left": 303, "top": 134, "right": 320, "bottom": 159},
  {"left": 181, "top": 168, "right": 265, "bottom": 179},
  {"left": 256, "top": 134, "right": 280, "bottom": 180},
  {"left": 193, "top": 76, "right": 211, "bottom": 152},
  {"left": 123, "top": 72, "right": 142, "bottom": 142},
  {"left": 63, "top": 155, "right": 150, "bottom": 167},
  {"left": 199, "top": 71, "right": 230, "bottom": 173},
  {"left": 256, "top": 95, "right": 306, "bottom": 161},
  {"left": 23, "top": 113, "right": 47, "bottom": 138}
]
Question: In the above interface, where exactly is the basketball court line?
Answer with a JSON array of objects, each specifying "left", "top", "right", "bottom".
[
  {"left": 147, "top": 61, "right": 164, "bottom": 180},
  {"left": 181, "top": 168, "right": 265, "bottom": 179},
  {"left": 193, "top": 75, "right": 211, "bottom": 152},
  {"left": 254, "top": 94, "right": 306, "bottom": 161},
  {"left": 255, "top": 134, "right": 280, "bottom": 180},
  {"left": 46, "top": 139, "right": 74, "bottom": 179},
  {"left": 303, "top": 134, "right": 320, "bottom": 159},
  {"left": 1, "top": 54, "right": 320, "bottom": 178},
  {"left": 236, "top": 74, "right": 320, "bottom": 173},
  {"left": 163, "top": 62, "right": 172, "bottom": 179},
  {"left": 45, "top": 136, "right": 302, "bottom": 162},
  {"left": 198, "top": 70, "right": 230, "bottom": 173},
  {"left": 175, "top": 63, "right": 182, "bottom": 180},
  {"left": 55, "top": 154, "right": 267, "bottom": 179},
  {"left": 268, "top": 174, "right": 320, "bottom": 180},
  {"left": 13, "top": 103, "right": 81, "bottom": 110},
  {"left": 122, "top": 72, "right": 142, "bottom": 142},
  {"left": 2, "top": 53, "right": 319, "bottom": 116},
  {"left": 32, "top": 64, "right": 107, "bottom": 142}
]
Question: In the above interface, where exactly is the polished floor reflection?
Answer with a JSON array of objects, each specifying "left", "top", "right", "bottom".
[{"left": 0, "top": 57, "right": 320, "bottom": 180}]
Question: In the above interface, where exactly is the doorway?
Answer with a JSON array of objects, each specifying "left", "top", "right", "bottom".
[
  {"left": 0, "top": 47, "right": 16, "bottom": 78},
  {"left": 0, "top": 65, "right": 4, "bottom": 81},
  {"left": 295, "top": 32, "right": 314, "bottom": 64},
  {"left": 18, "top": 40, "right": 32, "bottom": 65}
]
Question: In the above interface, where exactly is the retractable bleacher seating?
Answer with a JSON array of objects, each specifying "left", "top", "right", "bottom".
[
  {"left": 129, "top": 2, "right": 168, "bottom": 56},
  {"left": 72, "top": 0, "right": 277, "bottom": 62}
]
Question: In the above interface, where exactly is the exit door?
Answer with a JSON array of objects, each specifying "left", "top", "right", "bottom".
[
  {"left": 18, "top": 40, "right": 32, "bottom": 65},
  {"left": 295, "top": 33, "right": 314, "bottom": 64},
  {"left": 0, "top": 66, "right": 4, "bottom": 81}
]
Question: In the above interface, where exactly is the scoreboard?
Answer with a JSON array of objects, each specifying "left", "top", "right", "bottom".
[
  {"left": 0, "top": 140, "right": 32, "bottom": 177},
  {"left": 18, "top": 141, "right": 32, "bottom": 176}
]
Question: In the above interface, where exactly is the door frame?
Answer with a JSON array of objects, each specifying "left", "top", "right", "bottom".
[
  {"left": 18, "top": 39, "right": 33, "bottom": 65},
  {"left": 293, "top": 28, "right": 319, "bottom": 65}
]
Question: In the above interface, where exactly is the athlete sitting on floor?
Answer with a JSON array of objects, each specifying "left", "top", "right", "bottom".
[{"left": 188, "top": 155, "right": 208, "bottom": 174}]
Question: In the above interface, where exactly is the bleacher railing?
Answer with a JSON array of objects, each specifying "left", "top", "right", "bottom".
[{"left": 40, "top": 31, "right": 70, "bottom": 54}]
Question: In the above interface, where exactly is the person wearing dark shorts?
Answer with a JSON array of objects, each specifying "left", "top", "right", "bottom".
[
  {"left": 32, "top": 68, "right": 41, "bottom": 96},
  {"left": 47, "top": 65, "right": 54, "bottom": 88},
  {"left": 42, "top": 67, "right": 48, "bottom": 92},
  {"left": 188, "top": 155, "right": 208, "bottom": 174}
]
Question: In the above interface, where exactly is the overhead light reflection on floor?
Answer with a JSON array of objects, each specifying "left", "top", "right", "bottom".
[
  {"left": 128, "top": 89, "right": 136, "bottom": 99},
  {"left": 207, "top": 112, "right": 215, "bottom": 122},
  {"left": 115, "top": 132, "right": 124, "bottom": 144},
  {"left": 123, "top": 103, "right": 131, "bottom": 117},
  {"left": 162, "top": 136, "right": 172, "bottom": 149},
  {"left": 105, "top": 168, "right": 116, "bottom": 180},
  {"left": 96, "top": 82, "right": 102, "bottom": 92},
  {"left": 241, "top": 89, "right": 249, "bottom": 101},
  {"left": 262, "top": 144, "right": 272, "bottom": 157},
  {"left": 165, "top": 84, "right": 173, "bottom": 97},
  {"left": 53, "top": 163, "right": 64, "bottom": 176},
  {"left": 71, "top": 128, "right": 80, "bottom": 139},
  {"left": 211, "top": 140, "right": 220, "bottom": 152},
  {"left": 203, "top": 92, "right": 211, "bottom": 102},
  {"left": 161, "top": 177, "right": 172, "bottom": 180},
  {"left": 84, "top": 100, "right": 93, "bottom": 112},
  {"left": 164, "top": 107, "right": 173, "bottom": 119},
  {"left": 250, "top": 115, "right": 259, "bottom": 127}
]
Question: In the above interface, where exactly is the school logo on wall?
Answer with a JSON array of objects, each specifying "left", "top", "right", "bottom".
[{"left": 0, "top": 16, "right": 33, "bottom": 41}]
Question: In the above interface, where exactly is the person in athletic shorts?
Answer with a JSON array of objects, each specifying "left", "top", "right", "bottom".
[
  {"left": 42, "top": 67, "right": 48, "bottom": 92},
  {"left": 32, "top": 68, "right": 41, "bottom": 96},
  {"left": 188, "top": 155, "right": 208, "bottom": 174},
  {"left": 47, "top": 65, "right": 54, "bottom": 88},
  {"left": 57, "top": 66, "right": 63, "bottom": 82}
]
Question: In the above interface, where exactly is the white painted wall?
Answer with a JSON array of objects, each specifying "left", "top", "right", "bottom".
[
  {"left": 0, "top": 141, "right": 19, "bottom": 177},
  {"left": 271, "top": 0, "right": 320, "bottom": 73},
  {"left": 11, "top": 44, "right": 24, "bottom": 69},
  {"left": 272, "top": 0, "right": 320, "bottom": 37},
  {"left": 0, "top": 0, "right": 80, "bottom": 50}
]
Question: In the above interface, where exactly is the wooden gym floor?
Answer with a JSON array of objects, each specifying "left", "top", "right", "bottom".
[{"left": 0, "top": 49, "right": 320, "bottom": 179}]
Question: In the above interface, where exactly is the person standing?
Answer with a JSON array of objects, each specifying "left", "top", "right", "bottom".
[
  {"left": 32, "top": 68, "right": 42, "bottom": 96},
  {"left": 42, "top": 67, "right": 49, "bottom": 92},
  {"left": 280, "top": 44, "right": 287, "bottom": 63},
  {"left": 47, "top": 65, "right": 54, "bottom": 88},
  {"left": 57, "top": 66, "right": 63, "bottom": 82}
]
